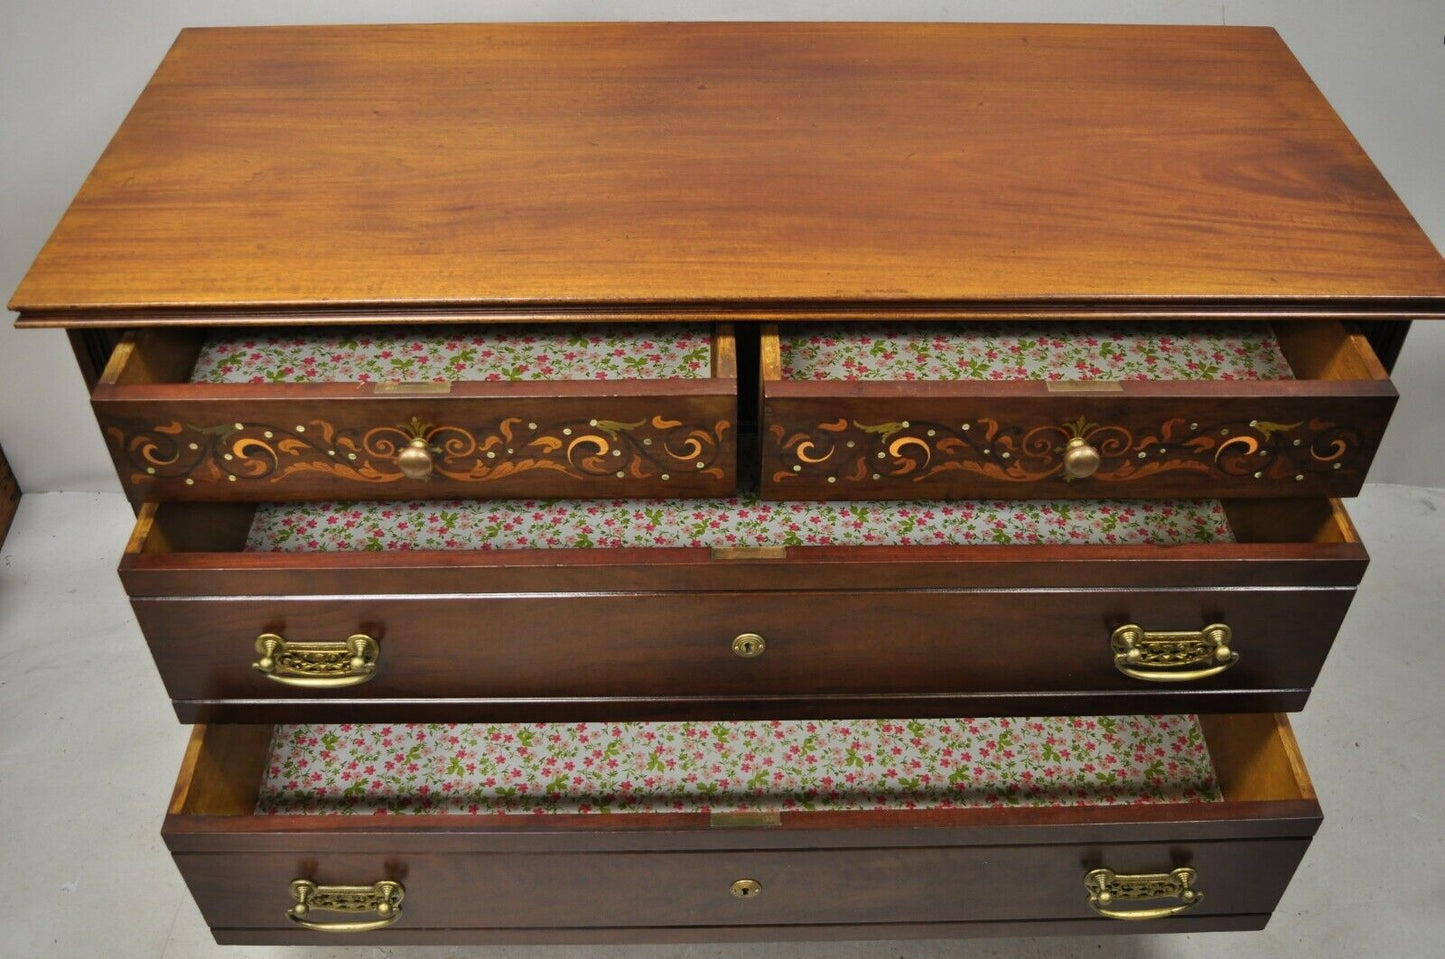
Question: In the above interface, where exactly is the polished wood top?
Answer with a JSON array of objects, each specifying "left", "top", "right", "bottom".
[{"left": 12, "top": 22, "right": 1445, "bottom": 325}]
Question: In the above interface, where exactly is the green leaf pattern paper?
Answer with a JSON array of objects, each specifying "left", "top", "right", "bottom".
[
  {"left": 257, "top": 716, "right": 1221, "bottom": 816},
  {"left": 190, "top": 324, "right": 713, "bottom": 383},
  {"left": 245, "top": 497, "right": 1234, "bottom": 552},
  {"left": 781, "top": 322, "right": 1293, "bottom": 381}
]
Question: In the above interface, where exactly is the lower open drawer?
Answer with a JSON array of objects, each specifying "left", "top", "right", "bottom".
[{"left": 165, "top": 713, "right": 1320, "bottom": 944}]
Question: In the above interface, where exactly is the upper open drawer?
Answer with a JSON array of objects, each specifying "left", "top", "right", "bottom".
[
  {"left": 92, "top": 324, "right": 737, "bottom": 502},
  {"left": 760, "top": 320, "right": 1396, "bottom": 501}
]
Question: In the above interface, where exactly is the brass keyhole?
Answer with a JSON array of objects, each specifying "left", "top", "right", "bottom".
[
  {"left": 731, "top": 633, "right": 766, "bottom": 658},
  {"left": 730, "top": 878, "right": 762, "bottom": 899}
]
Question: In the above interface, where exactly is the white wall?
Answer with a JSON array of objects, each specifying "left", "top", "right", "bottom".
[{"left": 4, "top": 1, "right": 1443, "bottom": 493}]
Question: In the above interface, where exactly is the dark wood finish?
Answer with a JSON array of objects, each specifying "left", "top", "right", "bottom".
[
  {"left": 1364, "top": 321, "right": 1411, "bottom": 373},
  {"left": 133, "top": 587, "right": 1355, "bottom": 722},
  {"left": 169, "top": 691, "right": 1325, "bottom": 725},
  {"left": 0, "top": 443, "right": 18, "bottom": 548},
  {"left": 173, "top": 840, "right": 1311, "bottom": 934},
  {"left": 66, "top": 328, "right": 126, "bottom": 392},
  {"left": 123, "top": 497, "right": 1364, "bottom": 720},
  {"left": 761, "top": 321, "right": 1397, "bottom": 500},
  {"left": 92, "top": 326, "right": 737, "bottom": 502},
  {"left": 209, "top": 915, "right": 1274, "bottom": 944},
  {"left": 119, "top": 498, "right": 1368, "bottom": 598},
  {"left": 162, "top": 716, "right": 1319, "bottom": 941},
  {"left": 11, "top": 24, "right": 1445, "bottom": 324}
]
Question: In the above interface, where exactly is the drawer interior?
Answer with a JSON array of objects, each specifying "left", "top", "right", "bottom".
[
  {"left": 101, "top": 323, "right": 736, "bottom": 386},
  {"left": 260, "top": 715, "right": 1221, "bottom": 815},
  {"left": 128, "top": 496, "right": 1358, "bottom": 554},
  {"left": 768, "top": 320, "right": 1385, "bottom": 384},
  {"left": 170, "top": 713, "right": 1314, "bottom": 820}
]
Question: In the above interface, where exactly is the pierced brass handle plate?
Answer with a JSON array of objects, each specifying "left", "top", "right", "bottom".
[
  {"left": 1084, "top": 867, "right": 1201, "bottom": 920},
  {"left": 288, "top": 879, "right": 404, "bottom": 932},
  {"left": 730, "top": 878, "right": 763, "bottom": 899},
  {"left": 1111, "top": 623, "right": 1236, "bottom": 683},
  {"left": 731, "top": 633, "right": 766, "bottom": 658},
  {"left": 253, "top": 633, "right": 379, "bottom": 688}
]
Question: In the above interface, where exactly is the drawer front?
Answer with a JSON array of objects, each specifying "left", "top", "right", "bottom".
[
  {"left": 761, "top": 321, "right": 1396, "bottom": 501},
  {"left": 135, "top": 587, "right": 1354, "bottom": 721},
  {"left": 95, "top": 389, "right": 737, "bottom": 502},
  {"left": 762, "top": 389, "right": 1394, "bottom": 501},
  {"left": 172, "top": 839, "right": 1310, "bottom": 938}
]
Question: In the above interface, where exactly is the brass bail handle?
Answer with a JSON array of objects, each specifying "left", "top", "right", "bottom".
[
  {"left": 287, "top": 879, "right": 404, "bottom": 933},
  {"left": 1063, "top": 437, "right": 1101, "bottom": 479},
  {"left": 397, "top": 436, "right": 435, "bottom": 480},
  {"left": 1111, "top": 623, "right": 1237, "bottom": 683},
  {"left": 253, "top": 633, "right": 380, "bottom": 688},
  {"left": 1084, "top": 867, "right": 1202, "bottom": 921}
]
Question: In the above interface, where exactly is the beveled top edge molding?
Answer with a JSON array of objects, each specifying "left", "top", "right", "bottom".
[{"left": 16, "top": 297, "right": 1445, "bottom": 329}]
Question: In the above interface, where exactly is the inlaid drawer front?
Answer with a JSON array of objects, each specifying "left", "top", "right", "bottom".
[
  {"left": 122, "top": 497, "right": 1366, "bottom": 722},
  {"left": 761, "top": 321, "right": 1396, "bottom": 500},
  {"left": 163, "top": 714, "right": 1319, "bottom": 943},
  {"left": 92, "top": 324, "right": 737, "bottom": 501}
]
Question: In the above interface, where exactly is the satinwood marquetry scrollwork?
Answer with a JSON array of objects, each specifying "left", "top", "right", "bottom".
[
  {"left": 104, "top": 413, "right": 731, "bottom": 489},
  {"left": 767, "top": 414, "right": 1363, "bottom": 489}
]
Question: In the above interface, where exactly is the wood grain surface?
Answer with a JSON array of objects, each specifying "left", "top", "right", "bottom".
[
  {"left": 0, "top": 443, "right": 19, "bottom": 548},
  {"left": 132, "top": 587, "right": 1356, "bottom": 722},
  {"left": 11, "top": 23, "right": 1445, "bottom": 324}
]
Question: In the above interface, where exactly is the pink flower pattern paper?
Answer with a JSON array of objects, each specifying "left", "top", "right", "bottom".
[
  {"left": 256, "top": 716, "right": 1221, "bottom": 816},
  {"left": 244, "top": 497, "right": 1234, "bottom": 552},
  {"left": 781, "top": 322, "right": 1293, "bottom": 382},
  {"left": 190, "top": 325, "right": 713, "bottom": 383}
]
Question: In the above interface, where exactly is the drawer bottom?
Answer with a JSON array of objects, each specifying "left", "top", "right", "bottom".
[
  {"left": 164, "top": 713, "right": 1320, "bottom": 943},
  {"left": 210, "top": 914, "right": 1274, "bottom": 945}
]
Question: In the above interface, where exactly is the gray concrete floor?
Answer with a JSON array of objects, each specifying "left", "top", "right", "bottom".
[{"left": 1, "top": 485, "right": 1442, "bottom": 958}]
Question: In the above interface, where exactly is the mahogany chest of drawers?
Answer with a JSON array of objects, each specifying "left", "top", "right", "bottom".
[{"left": 12, "top": 21, "right": 1445, "bottom": 944}]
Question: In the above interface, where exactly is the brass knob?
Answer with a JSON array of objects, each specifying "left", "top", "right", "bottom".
[
  {"left": 1063, "top": 437, "right": 1101, "bottom": 479},
  {"left": 730, "top": 878, "right": 762, "bottom": 899},
  {"left": 731, "top": 633, "right": 766, "bottom": 658},
  {"left": 397, "top": 437, "right": 434, "bottom": 480}
]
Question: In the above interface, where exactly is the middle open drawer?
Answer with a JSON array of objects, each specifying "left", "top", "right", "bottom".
[
  {"left": 122, "top": 495, "right": 1365, "bottom": 723},
  {"left": 92, "top": 323, "right": 738, "bottom": 502}
]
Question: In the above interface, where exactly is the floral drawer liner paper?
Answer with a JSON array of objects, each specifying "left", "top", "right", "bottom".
[
  {"left": 257, "top": 716, "right": 1221, "bottom": 815},
  {"left": 245, "top": 497, "right": 1235, "bottom": 552},
  {"left": 190, "top": 324, "right": 714, "bottom": 383},
  {"left": 780, "top": 322, "right": 1294, "bottom": 382}
]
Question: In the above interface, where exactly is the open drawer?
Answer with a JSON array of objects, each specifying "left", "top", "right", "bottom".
[
  {"left": 760, "top": 320, "right": 1396, "bottom": 500},
  {"left": 164, "top": 713, "right": 1320, "bottom": 944},
  {"left": 122, "top": 495, "right": 1366, "bottom": 722},
  {"left": 92, "top": 324, "right": 737, "bottom": 501}
]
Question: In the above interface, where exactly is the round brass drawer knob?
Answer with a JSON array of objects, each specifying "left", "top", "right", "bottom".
[
  {"left": 1063, "top": 437, "right": 1101, "bottom": 479},
  {"left": 730, "top": 878, "right": 762, "bottom": 899},
  {"left": 731, "top": 633, "right": 766, "bottom": 658},
  {"left": 397, "top": 437, "right": 435, "bottom": 480}
]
